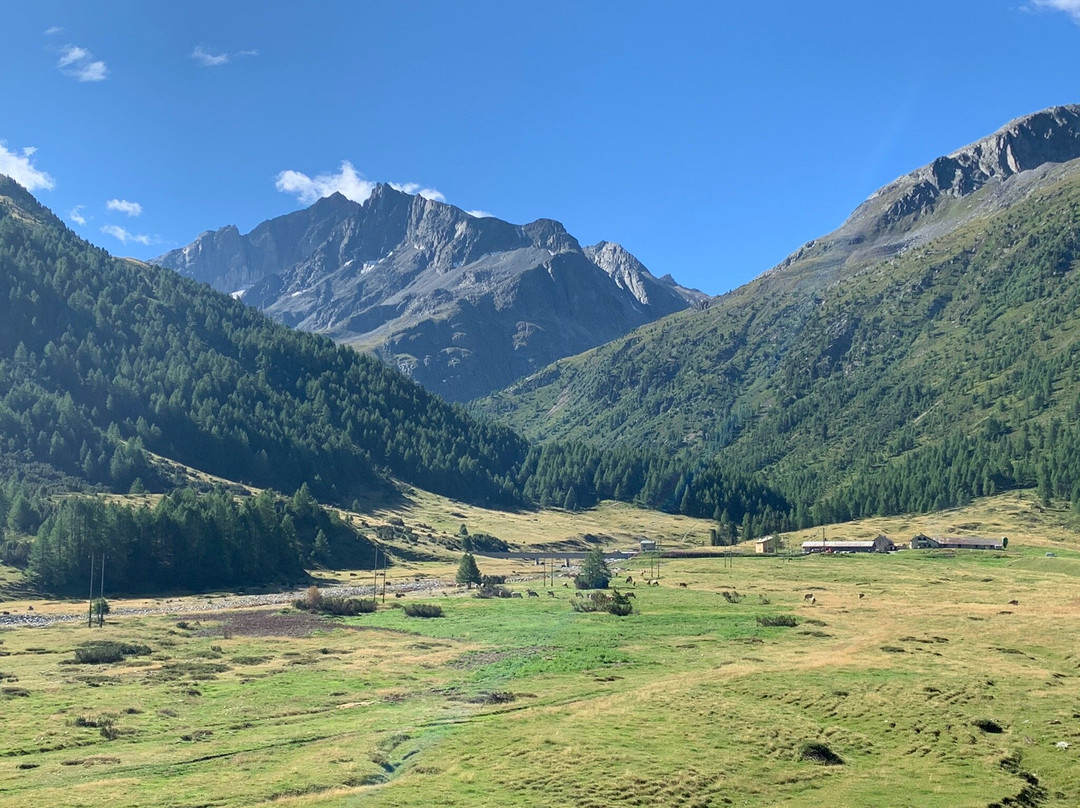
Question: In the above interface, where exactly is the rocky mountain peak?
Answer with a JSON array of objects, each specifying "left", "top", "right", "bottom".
[
  {"left": 867, "top": 104, "right": 1080, "bottom": 228},
  {"left": 584, "top": 241, "right": 709, "bottom": 308},
  {"left": 155, "top": 183, "right": 703, "bottom": 401},
  {"left": 522, "top": 218, "right": 580, "bottom": 254}
]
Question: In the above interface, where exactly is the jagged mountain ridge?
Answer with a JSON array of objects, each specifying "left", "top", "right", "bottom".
[
  {"left": 155, "top": 186, "right": 704, "bottom": 401},
  {"left": 764, "top": 103, "right": 1080, "bottom": 287},
  {"left": 478, "top": 104, "right": 1080, "bottom": 513}
]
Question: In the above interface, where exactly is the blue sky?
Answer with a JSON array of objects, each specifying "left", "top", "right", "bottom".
[{"left": 2, "top": 1, "right": 1079, "bottom": 295}]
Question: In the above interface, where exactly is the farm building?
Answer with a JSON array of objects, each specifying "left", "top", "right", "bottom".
[
  {"left": 801, "top": 535, "right": 895, "bottom": 554},
  {"left": 755, "top": 535, "right": 781, "bottom": 554},
  {"left": 909, "top": 534, "right": 939, "bottom": 549},
  {"left": 639, "top": 539, "right": 657, "bottom": 552},
  {"left": 929, "top": 536, "right": 1006, "bottom": 550}
]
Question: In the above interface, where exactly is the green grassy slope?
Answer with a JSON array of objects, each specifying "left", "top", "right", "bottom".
[{"left": 479, "top": 163, "right": 1080, "bottom": 519}]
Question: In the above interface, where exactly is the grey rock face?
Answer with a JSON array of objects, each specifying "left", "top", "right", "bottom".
[
  {"left": 154, "top": 184, "right": 704, "bottom": 401},
  {"left": 584, "top": 241, "right": 709, "bottom": 309},
  {"left": 868, "top": 104, "right": 1080, "bottom": 228},
  {"left": 766, "top": 104, "right": 1080, "bottom": 288},
  {"left": 157, "top": 193, "right": 360, "bottom": 295}
]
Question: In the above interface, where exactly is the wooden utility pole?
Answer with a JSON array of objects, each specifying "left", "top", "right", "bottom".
[
  {"left": 97, "top": 555, "right": 105, "bottom": 627},
  {"left": 88, "top": 555, "right": 95, "bottom": 628},
  {"left": 372, "top": 545, "right": 379, "bottom": 605},
  {"left": 380, "top": 551, "right": 387, "bottom": 603}
]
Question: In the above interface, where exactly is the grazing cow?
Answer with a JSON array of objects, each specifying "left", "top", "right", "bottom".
[
  {"left": 678, "top": 582, "right": 688, "bottom": 588},
  {"left": 575, "top": 592, "right": 584, "bottom": 598},
  {"left": 547, "top": 591, "right": 555, "bottom": 597},
  {"left": 810, "top": 596, "right": 816, "bottom": 605},
  {"left": 563, "top": 582, "right": 569, "bottom": 588},
  {"left": 625, "top": 592, "right": 636, "bottom": 599},
  {"left": 526, "top": 589, "right": 539, "bottom": 598},
  {"left": 1008, "top": 599, "right": 1019, "bottom": 606},
  {"left": 858, "top": 593, "right": 865, "bottom": 599},
  {"left": 804, "top": 593, "right": 814, "bottom": 601},
  {"left": 650, "top": 580, "right": 660, "bottom": 587},
  {"left": 395, "top": 592, "right": 405, "bottom": 599},
  {"left": 625, "top": 575, "right": 634, "bottom": 586},
  {"left": 511, "top": 592, "right": 523, "bottom": 598}
]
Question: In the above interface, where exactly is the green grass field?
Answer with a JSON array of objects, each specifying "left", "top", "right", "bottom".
[{"left": 1, "top": 532, "right": 1079, "bottom": 807}]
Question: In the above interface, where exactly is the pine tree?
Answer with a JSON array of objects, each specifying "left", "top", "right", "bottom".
[
  {"left": 563, "top": 486, "right": 578, "bottom": 511},
  {"left": 456, "top": 552, "right": 482, "bottom": 589},
  {"left": 575, "top": 547, "right": 611, "bottom": 590}
]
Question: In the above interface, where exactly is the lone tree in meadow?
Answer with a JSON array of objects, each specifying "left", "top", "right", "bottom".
[
  {"left": 575, "top": 547, "right": 611, "bottom": 590},
  {"left": 456, "top": 552, "right": 482, "bottom": 589}
]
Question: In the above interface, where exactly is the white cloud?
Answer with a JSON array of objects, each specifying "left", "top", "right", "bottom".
[
  {"left": 56, "top": 44, "right": 108, "bottom": 82},
  {"left": 191, "top": 46, "right": 257, "bottom": 66},
  {"left": 56, "top": 45, "right": 88, "bottom": 67},
  {"left": 1029, "top": 1, "right": 1080, "bottom": 21},
  {"left": 106, "top": 198, "right": 143, "bottom": 217},
  {"left": 0, "top": 142, "right": 55, "bottom": 191},
  {"left": 100, "top": 224, "right": 155, "bottom": 246},
  {"left": 44, "top": 26, "right": 64, "bottom": 36},
  {"left": 191, "top": 45, "right": 229, "bottom": 67},
  {"left": 274, "top": 161, "right": 448, "bottom": 207},
  {"left": 466, "top": 209, "right": 494, "bottom": 218},
  {"left": 274, "top": 161, "right": 376, "bottom": 204},
  {"left": 69, "top": 205, "right": 87, "bottom": 225},
  {"left": 389, "top": 182, "right": 446, "bottom": 202}
]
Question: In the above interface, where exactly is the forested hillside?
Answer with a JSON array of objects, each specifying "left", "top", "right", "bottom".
[
  {"left": 0, "top": 175, "right": 529, "bottom": 507},
  {"left": 481, "top": 117, "right": 1080, "bottom": 524},
  {"left": 0, "top": 176, "right": 786, "bottom": 591}
]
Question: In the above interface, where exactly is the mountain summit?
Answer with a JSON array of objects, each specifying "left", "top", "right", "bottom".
[{"left": 155, "top": 186, "right": 703, "bottom": 401}]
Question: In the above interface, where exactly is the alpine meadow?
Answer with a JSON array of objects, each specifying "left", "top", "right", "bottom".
[{"left": 3, "top": 4, "right": 1080, "bottom": 807}]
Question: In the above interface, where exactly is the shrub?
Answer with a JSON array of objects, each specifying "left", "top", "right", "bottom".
[
  {"left": 323, "top": 596, "right": 376, "bottom": 615},
  {"left": 475, "top": 584, "right": 512, "bottom": 599},
  {"left": 756, "top": 615, "right": 798, "bottom": 627},
  {"left": 403, "top": 603, "right": 443, "bottom": 618},
  {"left": 294, "top": 588, "right": 376, "bottom": 615},
  {"left": 570, "top": 590, "right": 633, "bottom": 616},
  {"left": 73, "top": 642, "right": 152, "bottom": 665},
  {"left": 799, "top": 741, "right": 843, "bottom": 765},
  {"left": 480, "top": 574, "right": 507, "bottom": 586}
]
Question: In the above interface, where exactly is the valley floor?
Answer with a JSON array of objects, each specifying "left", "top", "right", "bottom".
[{"left": 1, "top": 533, "right": 1079, "bottom": 807}]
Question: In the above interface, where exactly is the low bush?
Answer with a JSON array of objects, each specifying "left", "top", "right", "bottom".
[
  {"left": 319, "top": 596, "right": 377, "bottom": 615},
  {"left": 570, "top": 590, "right": 633, "bottom": 616},
  {"left": 475, "top": 584, "right": 512, "bottom": 599},
  {"left": 756, "top": 615, "right": 798, "bottom": 627},
  {"left": 293, "top": 588, "right": 376, "bottom": 615},
  {"left": 799, "top": 741, "right": 844, "bottom": 765},
  {"left": 403, "top": 603, "right": 443, "bottom": 618},
  {"left": 73, "top": 642, "right": 152, "bottom": 665}
]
